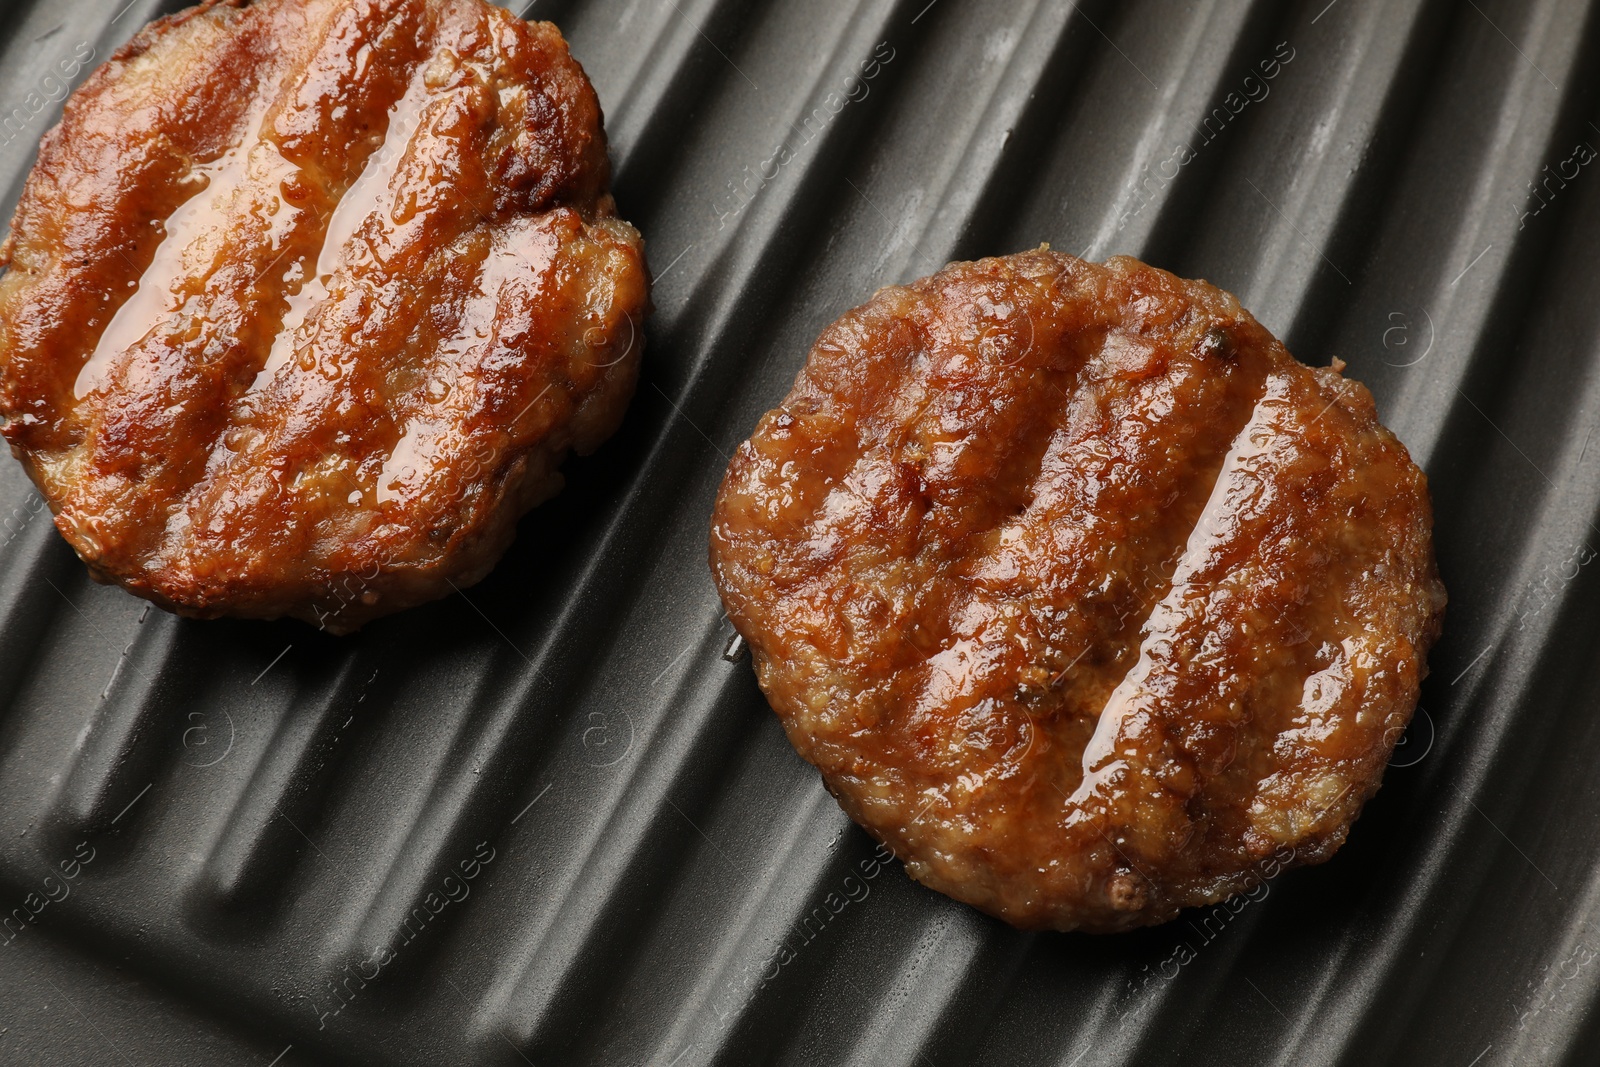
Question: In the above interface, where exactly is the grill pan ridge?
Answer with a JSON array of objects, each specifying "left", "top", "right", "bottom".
[{"left": 1, "top": 1, "right": 1598, "bottom": 1064}]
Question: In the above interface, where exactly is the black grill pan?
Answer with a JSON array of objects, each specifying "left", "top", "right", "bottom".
[{"left": 1, "top": 1, "right": 1598, "bottom": 1064}]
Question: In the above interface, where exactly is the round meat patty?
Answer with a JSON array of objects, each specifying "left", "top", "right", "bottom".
[
  {"left": 0, "top": 0, "right": 648, "bottom": 633},
  {"left": 710, "top": 249, "right": 1445, "bottom": 932}
]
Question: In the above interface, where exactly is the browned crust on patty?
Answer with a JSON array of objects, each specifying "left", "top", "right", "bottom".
[
  {"left": 710, "top": 249, "right": 1444, "bottom": 932},
  {"left": 0, "top": 0, "right": 649, "bottom": 632}
]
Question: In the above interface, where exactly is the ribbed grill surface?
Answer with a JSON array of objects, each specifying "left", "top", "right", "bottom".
[{"left": 1, "top": 1, "right": 1597, "bottom": 1064}]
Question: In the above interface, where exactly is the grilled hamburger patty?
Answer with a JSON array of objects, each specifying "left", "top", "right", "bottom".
[
  {"left": 0, "top": 0, "right": 647, "bottom": 632},
  {"left": 710, "top": 249, "right": 1444, "bottom": 932}
]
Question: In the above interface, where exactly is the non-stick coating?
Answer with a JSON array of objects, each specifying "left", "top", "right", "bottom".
[{"left": 0, "top": 1, "right": 1595, "bottom": 1064}]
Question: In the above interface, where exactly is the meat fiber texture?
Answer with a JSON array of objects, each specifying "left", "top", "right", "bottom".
[
  {"left": 0, "top": 0, "right": 648, "bottom": 632},
  {"left": 711, "top": 249, "right": 1444, "bottom": 932}
]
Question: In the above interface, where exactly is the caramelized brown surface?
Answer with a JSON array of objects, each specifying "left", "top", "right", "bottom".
[
  {"left": 0, "top": 0, "right": 647, "bottom": 631},
  {"left": 710, "top": 250, "right": 1444, "bottom": 932}
]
